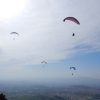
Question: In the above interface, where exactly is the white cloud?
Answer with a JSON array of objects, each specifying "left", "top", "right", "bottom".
[{"left": 0, "top": 0, "right": 100, "bottom": 68}]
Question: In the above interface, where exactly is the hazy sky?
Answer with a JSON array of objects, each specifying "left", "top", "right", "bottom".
[{"left": 0, "top": 0, "right": 100, "bottom": 81}]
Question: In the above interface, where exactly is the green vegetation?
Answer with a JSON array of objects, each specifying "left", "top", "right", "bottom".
[{"left": 0, "top": 93, "right": 7, "bottom": 100}]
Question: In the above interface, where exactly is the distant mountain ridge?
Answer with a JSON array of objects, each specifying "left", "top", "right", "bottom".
[
  {"left": 0, "top": 77, "right": 100, "bottom": 88},
  {"left": 54, "top": 77, "right": 100, "bottom": 87}
]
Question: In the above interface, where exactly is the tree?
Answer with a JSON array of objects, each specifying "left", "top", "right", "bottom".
[{"left": 0, "top": 93, "right": 7, "bottom": 100}]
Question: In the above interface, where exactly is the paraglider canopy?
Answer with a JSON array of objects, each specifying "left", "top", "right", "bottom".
[
  {"left": 41, "top": 61, "right": 47, "bottom": 64},
  {"left": 63, "top": 17, "right": 80, "bottom": 25},
  {"left": 10, "top": 32, "right": 19, "bottom": 35},
  {"left": 70, "top": 67, "right": 76, "bottom": 70},
  {"left": 10, "top": 32, "right": 19, "bottom": 40},
  {"left": 41, "top": 61, "right": 47, "bottom": 67},
  {"left": 70, "top": 67, "right": 76, "bottom": 75}
]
